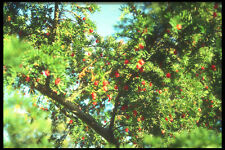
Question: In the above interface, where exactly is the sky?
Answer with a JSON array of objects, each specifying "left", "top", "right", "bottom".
[{"left": 89, "top": 3, "right": 123, "bottom": 37}]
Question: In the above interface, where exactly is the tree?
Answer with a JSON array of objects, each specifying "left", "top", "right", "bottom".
[{"left": 3, "top": 2, "right": 222, "bottom": 148}]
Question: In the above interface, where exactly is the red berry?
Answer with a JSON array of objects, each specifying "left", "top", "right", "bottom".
[
  {"left": 69, "top": 120, "right": 73, "bottom": 124},
  {"left": 211, "top": 65, "right": 216, "bottom": 70},
  {"left": 124, "top": 59, "right": 129, "bottom": 64},
  {"left": 45, "top": 70, "right": 50, "bottom": 76},
  {"left": 92, "top": 101, "right": 97, "bottom": 105},
  {"left": 103, "top": 80, "right": 109, "bottom": 86},
  {"left": 26, "top": 76, "right": 30, "bottom": 82},
  {"left": 180, "top": 89, "right": 183, "bottom": 92},
  {"left": 103, "top": 86, "right": 108, "bottom": 92},
  {"left": 139, "top": 67, "right": 144, "bottom": 73},
  {"left": 141, "top": 116, "right": 145, "bottom": 121},
  {"left": 125, "top": 128, "right": 129, "bottom": 132},
  {"left": 55, "top": 78, "right": 61, "bottom": 85},
  {"left": 136, "top": 64, "right": 142, "bottom": 69},
  {"left": 141, "top": 81, "right": 146, "bottom": 85},
  {"left": 104, "top": 120, "right": 107, "bottom": 123},
  {"left": 71, "top": 52, "right": 75, "bottom": 57},
  {"left": 126, "top": 115, "right": 130, "bottom": 119},
  {"left": 82, "top": 137, "right": 85, "bottom": 140},
  {"left": 89, "top": 29, "right": 93, "bottom": 33},
  {"left": 201, "top": 66, "right": 205, "bottom": 70},
  {"left": 149, "top": 82, "right": 152, "bottom": 87},
  {"left": 94, "top": 81, "right": 99, "bottom": 86},
  {"left": 82, "top": 58, "right": 86, "bottom": 61},
  {"left": 46, "top": 32, "right": 49, "bottom": 36},
  {"left": 176, "top": 24, "right": 182, "bottom": 30},
  {"left": 91, "top": 92, "right": 97, "bottom": 100},
  {"left": 165, "top": 117, "right": 168, "bottom": 121},
  {"left": 83, "top": 17, "right": 86, "bottom": 21},
  {"left": 96, "top": 39, "right": 99, "bottom": 43},
  {"left": 114, "top": 85, "right": 118, "bottom": 90},
  {"left": 135, "top": 47, "right": 139, "bottom": 51},
  {"left": 139, "top": 43, "right": 144, "bottom": 49},
  {"left": 158, "top": 90, "right": 162, "bottom": 94},
  {"left": 107, "top": 94, "right": 112, "bottom": 100},
  {"left": 166, "top": 73, "right": 171, "bottom": 78},
  {"left": 138, "top": 59, "right": 145, "bottom": 65},
  {"left": 115, "top": 71, "right": 120, "bottom": 78},
  {"left": 205, "top": 86, "right": 208, "bottom": 90},
  {"left": 213, "top": 12, "right": 217, "bottom": 18}
]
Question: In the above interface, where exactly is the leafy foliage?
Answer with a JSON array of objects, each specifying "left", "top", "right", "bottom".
[{"left": 3, "top": 2, "right": 222, "bottom": 148}]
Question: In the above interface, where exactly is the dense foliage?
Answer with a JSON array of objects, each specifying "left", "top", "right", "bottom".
[{"left": 3, "top": 2, "right": 222, "bottom": 148}]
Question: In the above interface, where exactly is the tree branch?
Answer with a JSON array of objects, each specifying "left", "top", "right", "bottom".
[{"left": 34, "top": 83, "right": 119, "bottom": 147}]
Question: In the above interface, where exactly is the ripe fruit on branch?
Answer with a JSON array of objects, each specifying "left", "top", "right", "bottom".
[
  {"left": 91, "top": 92, "right": 97, "bottom": 100},
  {"left": 26, "top": 76, "right": 30, "bottom": 82},
  {"left": 213, "top": 12, "right": 217, "bottom": 18},
  {"left": 124, "top": 59, "right": 129, "bottom": 64},
  {"left": 176, "top": 24, "right": 182, "bottom": 30},
  {"left": 166, "top": 73, "right": 171, "bottom": 78},
  {"left": 45, "top": 70, "right": 50, "bottom": 76},
  {"left": 114, "top": 85, "right": 118, "bottom": 90},
  {"left": 103, "top": 86, "right": 108, "bottom": 92},
  {"left": 138, "top": 59, "right": 145, "bottom": 65},
  {"left": 107, "top": 94, "right": 112, "bottom": 100},
  {"left": 136, "top": 63, "right": 142, "bottom": 69},
  {"left": 149, "top": 82, "right": 152, "bottom": 87},
  {"left": 141, "top": 81, "right": 146, "bottom": 85},
  {"left": 139, "top": 43, "right": 144, "bottom": 49},
  {"left": 115, "top": 71, "right": 120, "bottom": 78},
  {"left": 211, "top": 65, "right": 216, "bottom": 71},
  {"left": 96, "top": 39, "right": 99, "bottom": 43},
  {"left": 92, "top": 101, "right": 97, "bottom": 105},
  {"left": 89, "top": 29, "right": 93, "bottom": 33},
  {"left": 201, "top": 66, "right": 205, "bottom": 70},
  {"left": 83, "top": 17, "right": 86, "bottom": 20},
  {"left": 46, "top": 32, "right": 50, "bottom": 36},
  {"left": 94, "top": 81, "right": 99, "bottom": 86},
  {"left": 103, "top": 80, "right": 109, "bottom": 86},
  {"left": 71, "top": 52, "right": 75, "bottom": 57},
  {"left": 69, "top": 120, "right": 73, "bottom": 124},
  {"left": 158, "top": 90, "right": 162, "bottom": 94},
  {"left": 125, "top": 128, "right": 129, "bottom": 132},
  {"left": 55, "top": 78, "right": 61, "bottom": 85}
]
